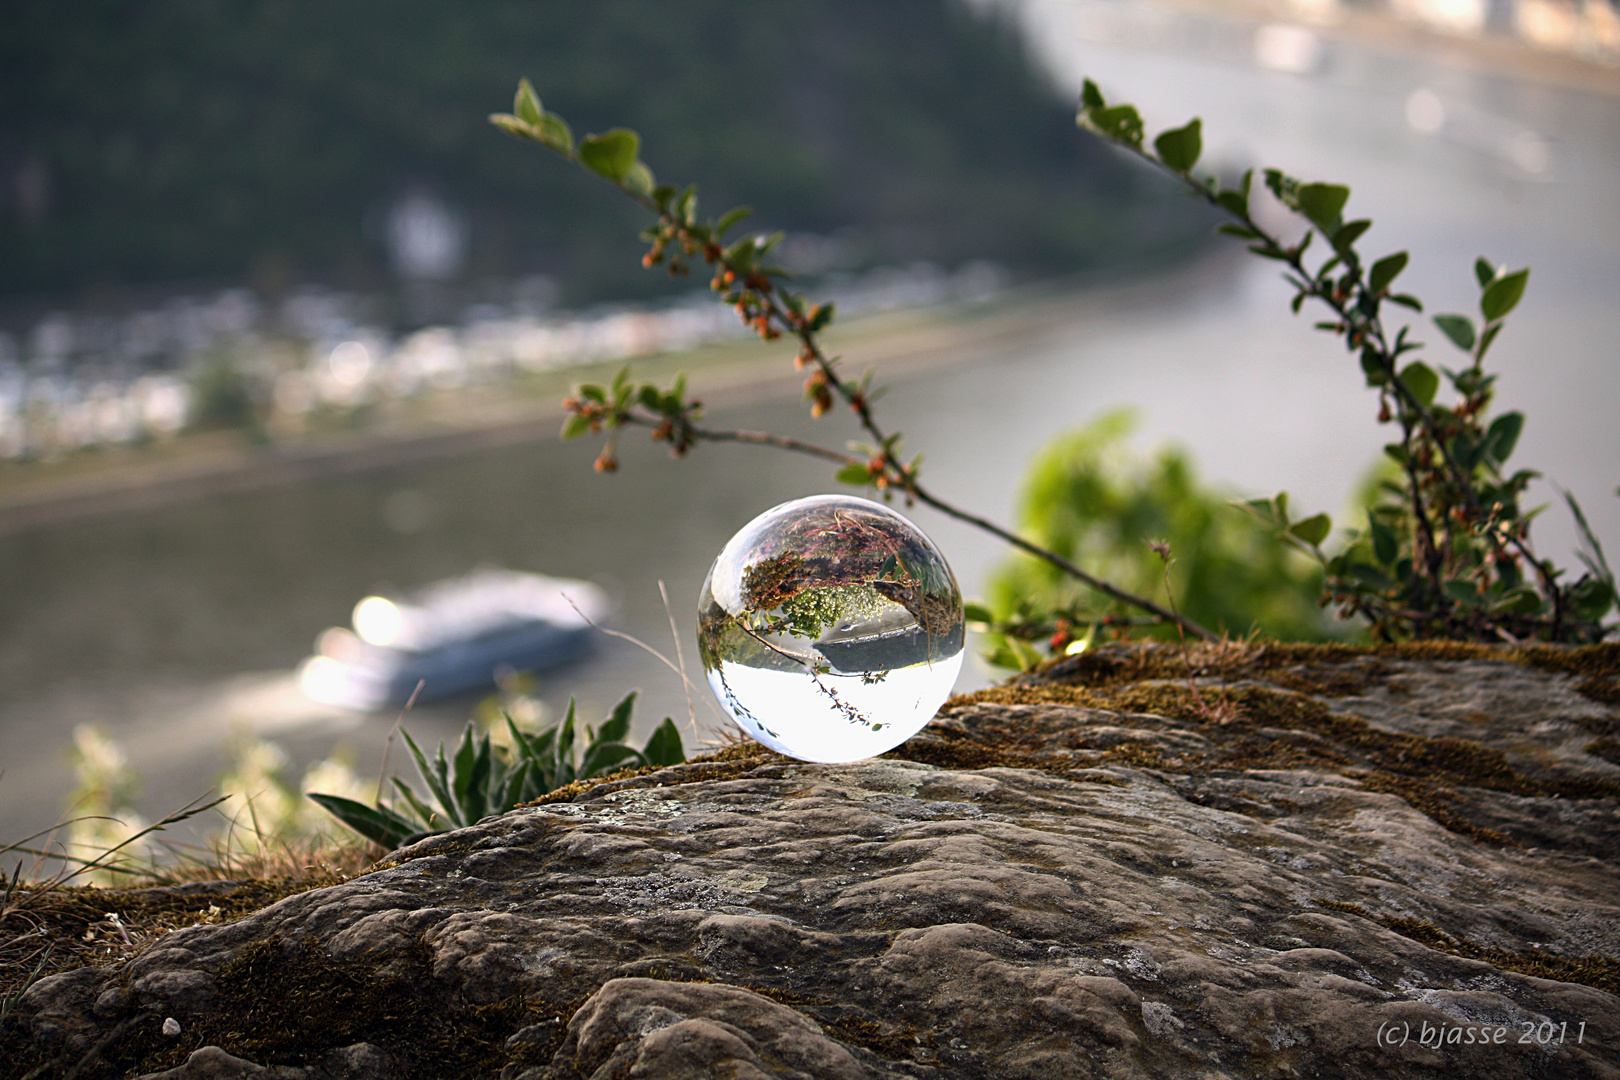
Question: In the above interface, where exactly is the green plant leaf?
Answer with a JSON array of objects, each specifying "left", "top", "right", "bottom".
[
  {"left": 1483, "top": 411, "right": 1524, "bottom": 465},
  {"left": 1289, "top": 513, "right": 1332, "bottom": 547},
  {"left": 623, "top": 160, "right": 655, "bottom": 198},
  {"left": 642, "top": 718, "right": 685, "bottom": 768},
  {"left": 714, "top": 206, "right": 752, "bottom": 236},
  {"left": 535, "top": 113, "right": 574, "bottom": 155},
  {"left": 1480, "top": 267, "right": 1529, "bottom": 322},
  {"left": 580, "top": 741, "right": 643, "bottom": 779},
  {"left": 962, "top": 602, "right": 995, "bottom": 625},
  {"left": 1443, "top": 579, "right": 1482, "bottom": 606},
  {"left": 488, "top": 113, "right": 537, "bottom": 141},
  {"left": 1433, "top": 314, "right": 1475, "bottom": 351},
  {"left": 561, "top": 413, "right": 590, "bottom": 440},
  {"left": 1295, "top": 183, "right": 1350, "bottom": 233},
  {"left": 1359, "top": 348, "right": 1390, "bottom": 387},
  {"left": 1474, "top": 257, "right": 1497, "bottom": 287},
  {"left": 600, "top": 691, "right": 636, "bottom": 743},
  {"left": 1398, "top": 361, "right": 1440, "bottom": 407},
  {"left": 1494, "top": 586, "right": 1545, "bottom": 616},
  {"left": 1332, "top": 219, "right": 1371, "bottom": 251},
  {"left": 389, "top": 778, "right": 440, "bottom": 832},
  {"left": 496, "top": 759, "right": 534, "bottom": 812},
  {"left": 1368, "top": 252, "right": 1409, "bottom": 293},
  {"left": 1368, "top": 517, "right": 1398, "bottom": 565},
  {"left": 1089, "top": 103, "right": 1144, "bottom": 147},
  {"left": 1388, "top": 293, "right": 1423, "bottom": 311},
  {"left": 1569, "top": 577, "right": 1615, "bottom": 623},
  {"left": 836, "top": 462, "right": 874, "bottom": 486},
  {"left": 307, "top": 793, "right": 420, "bottom": 848},
  {"left": 578, "top": 129, "right": 640, "bottom": 182},
  {"left": 513, "top": 78, "right": 543, "bottom": 125},
  {"left": 1152, "top": 118, "right": 1202, "bottom": 172},
  {"left": 401, "top": 729, "right": 457, "bottom": 828},
  {"left": 1346, "top": 563, "right": 1395, "bottom": 590},
  {"left": 1216, "top": 223, "right": 1261, "bottom": 240},
  {"left": 1080, "top": 79, "right": 1105, "bottom": 110}
]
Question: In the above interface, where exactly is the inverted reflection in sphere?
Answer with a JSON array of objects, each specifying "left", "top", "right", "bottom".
[{"left": 697, "top": 494, "right": 965, "bottom": 762}]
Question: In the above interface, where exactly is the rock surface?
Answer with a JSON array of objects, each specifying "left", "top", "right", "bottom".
[{"left": 11, "top": 643, "right": 1620, "bottom": 1078}]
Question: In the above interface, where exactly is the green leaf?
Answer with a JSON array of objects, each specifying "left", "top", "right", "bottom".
[
  {"left": 1569, "top": 577, "right": 1615, "bottom": 623},
  {"left": 1474, "top": 257, "right": 1497, "bottom": 287},
  {"left": 1289, "top": 513, "right": 1332, "bottom": 547},
  {"left": 580, "top": 741, "right": 643, "bottom": 780},
  {"left": 1088, "top": 104, "right": 1144, "bottom": 147},
  {"left": 1480, "top": 267, "right": 1529, "bottom": 322},
  {"left": 488, "top": 114, "right": 537, "bottom": 141},
  {"left": 401, "top": 729, "right": 457, "bottom": 827},
  {"left": 1388, "top": 293, "right": 1423, "bottom": 312},
  {"left": 1216, "top": 223, "right": 1261, "bottom": 240},
  {"left": 390, "top": 778, "right": 440, "bottom": 832},
  {"left": 600, "top": 691, "right": 636, "bottom": 744},
  {"left": 1295, "top": 183, "right": 1350, "bottom": 233},
  {"left": 1398, "top": 361, "right": 1440, "bottom": 407},
  {"left": 1475, "top": 321, "right": 1504, "bottom": 362},
  {"left": 1368, "top": 252, "right": 1409, "bottom": 294},
  {"left": 1080, "top": 79, "right": 1105, "bottom": 110},
  {"left": 1332, "top": 219, "right": 1371, "bottom": 251},
  {"left": 962, "top": 602, "right": 995, "bottom": 625},
  {"left": 1483, "top": 411, "right": 1524, "bottom": 465},
  {"left": 497, "top": 759, "right": 534, "bottom": 812},
  {"left": 1347, "top": 563, "right": 1395, "bottom": 591},
  {"left": 1433, "top": 314, "right": 1476, "bottom": 351},
  {"left": 307, "top": 793, "right": 420, "bottom": 848},
  {"left": 667, "top": 186, "right": 695, "bottom": 225},
  {"left": 623, "top": 160, "right": 655, "bottom": 198},
  {"left": 535, "top": 113, "right": 573, "bottom": 155},
  {"left": 1495, "top": 586, "right": 1545, "bottom": 616},
  {"left": 1368, "top": 517, "right": 1398, "bottom": 565},
  {"left": 578, "top": 129, "right": 640, "bottom": 182},
  {"left": 642, "top": 718, "right": 685, "bottom": 768},
  {"left": 1360, "top": 347, "right": 1390, "bottom": 386},
  {"left": 836, "top": 462, "right": 874, "bottom": 486},
  {"left": 561, "top": 413, "right": 590, "bottom": 440},
  {"left": 1152, "top": 118, "right": 1202, "bottom": 172},
  {"left": 1443, "top": 579, "right": 1482, "bottom": 606},
  {"left": 714, "top": 206, "right": 752, "bottom": 237},
  {"left": 513, "top": 78, "right": 543, "bottom": 125}
]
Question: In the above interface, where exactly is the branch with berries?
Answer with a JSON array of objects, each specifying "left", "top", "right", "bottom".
[
  {"left": 1076, "top": 80, "right": 1613, "bottom": 643},
  {"left": 492, "top": 79, "right": 1215, "bottom": 640}
]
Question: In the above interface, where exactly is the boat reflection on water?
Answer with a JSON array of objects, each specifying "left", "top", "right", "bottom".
[{"left": 297, "top": 568, "right": 609, "bottom": 711}]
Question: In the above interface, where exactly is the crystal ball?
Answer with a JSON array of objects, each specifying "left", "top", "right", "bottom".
[{"left": 697, "top": 494, "right": 965, "bottom": 762}]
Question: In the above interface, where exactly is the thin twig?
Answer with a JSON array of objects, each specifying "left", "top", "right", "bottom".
[
  {"left": 658, "top": 581, "right": 700, "bottom": 742},
  {"left": 375, "top": 679, "right": 425, "bottom": 807},
  {"left": 560, "top": 592, "right": 727, "bottom": 725}
]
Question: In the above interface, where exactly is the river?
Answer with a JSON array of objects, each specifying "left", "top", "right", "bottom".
[{"left": 2, "top": 0, "right": 1616, "bottom": 850}]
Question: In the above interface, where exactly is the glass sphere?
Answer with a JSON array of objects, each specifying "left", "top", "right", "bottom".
[{"left": 697, "top": 494, "right": 965, "bottom": 763}]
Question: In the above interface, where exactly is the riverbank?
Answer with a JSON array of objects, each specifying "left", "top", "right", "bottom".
[{"left": 0, "top": 256, "right": 1234, "bottom": 536}]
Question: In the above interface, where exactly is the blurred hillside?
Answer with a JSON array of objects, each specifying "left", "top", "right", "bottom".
[{"left": 0, "top": 0, "right": 1198, "bottom": 312}]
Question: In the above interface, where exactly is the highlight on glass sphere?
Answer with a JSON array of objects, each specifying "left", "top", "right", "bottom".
[{"left": 697, "top": 494, "right": 965, "bottom": 763}]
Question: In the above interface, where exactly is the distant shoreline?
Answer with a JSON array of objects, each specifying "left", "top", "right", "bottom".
[{"left": 0, "top": 257, "right": 1241, "bottom": 536}]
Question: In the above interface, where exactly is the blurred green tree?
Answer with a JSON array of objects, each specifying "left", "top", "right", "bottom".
[
  {"left": 0, "top": 0, "right": 1203, "bottom": 303},
  {"left": 980, "top": 411, "right": 1335, "bottom": 661}
]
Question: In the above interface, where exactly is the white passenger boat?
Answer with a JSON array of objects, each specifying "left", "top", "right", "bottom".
[{"left": 297, "top": 568, "right": 608, "bottom": 710}]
